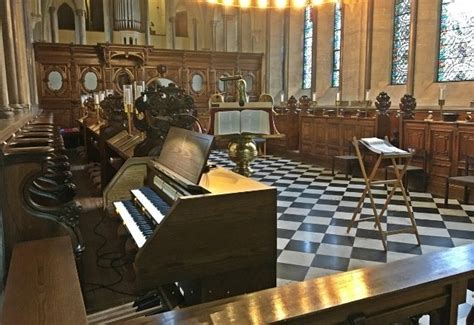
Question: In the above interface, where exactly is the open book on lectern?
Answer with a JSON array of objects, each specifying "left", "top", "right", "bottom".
[
  {"left": 214, "top": 110, "right": 271, "bottom": 136},
  {"left": 360, "top": 137, "right": 408, "bottom": 155}
]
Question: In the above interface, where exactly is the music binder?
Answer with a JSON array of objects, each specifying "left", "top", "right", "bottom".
[{"left": 359, "top": 137, "right": 408, "bottom": 155}]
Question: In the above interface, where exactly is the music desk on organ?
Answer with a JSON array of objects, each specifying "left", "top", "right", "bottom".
[{"left": 103, "top": 127, "right": 277, "bottom": 305}]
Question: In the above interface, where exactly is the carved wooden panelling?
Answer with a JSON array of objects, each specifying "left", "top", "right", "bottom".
[
  {"left": 359, "top": 122, "right": 375, "bottom": 139},
  {"left": 458, "top": 128, "right": 474, "bottom": 164},
  {"left": 326, "top": 121, "right": 340, "bottom": 147},
  {"left": 402, "top": 120, "right": 474, "bottom": 195},
  {"left": 430, "top": 129, "right": 454, "bottom": 162},
  {"left": 341, "top": 122, "right": 357, "bottom": 145},
  {"left": 34, "top": 43, "right": 263, "bottom": 127}
]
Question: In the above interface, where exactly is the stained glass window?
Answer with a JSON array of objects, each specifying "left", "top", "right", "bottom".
[
  {"left": 303, "top": 7, "right": 313, "bottom": 89},
  {"left": 391, "top": 0, "right": 411, "bottom": 85},
  {"left": 332, "top": 2, "right": 342, "bottom": 88},
  {"left": 438, "top": 0, "right": 474, "bottom": 82}
]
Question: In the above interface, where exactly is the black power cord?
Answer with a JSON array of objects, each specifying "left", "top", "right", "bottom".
[{"left": 82, "top": 211, "right": 136, "bottom": 297}]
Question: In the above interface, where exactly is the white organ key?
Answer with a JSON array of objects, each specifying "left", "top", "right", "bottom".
[
  {"left": 131, "top": 189, "right": 165, "bottom": 224},
  {"left": 114, "top": 201, "right": 146, "bottom": 248}
]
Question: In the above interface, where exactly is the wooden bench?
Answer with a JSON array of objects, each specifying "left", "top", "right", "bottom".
[
  {"left": 1, "top": 236, "right": 87, "bottom": 325},
  {"left": 126, "top": 244, "right": 474, "bottom": 324}
]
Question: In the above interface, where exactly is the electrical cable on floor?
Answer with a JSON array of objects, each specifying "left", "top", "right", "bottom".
[{"left": 82, "top": 207, "right": 135, "bottom": 297}]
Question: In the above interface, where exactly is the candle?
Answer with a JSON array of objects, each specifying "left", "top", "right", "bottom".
[
  {"left": 439, "top": 87, "right": 445, "bottom": 100},
  {"left": 141, "top": 81, "right": 146, "bottom": 91},
  {"left": 280, "top": 93, "right": 285, "bottom": 103},
  {"left": 336, "top": 91, "right": 341, "bottom": 102},
  {"left": 312, "top": 92, "right": 317, "bottom": 102},
  {"left": 365, "top": 90, "right": 370, "bottom": 101},
  {"left": 135, "top": 85, "right": 143, "bottom": 99},
  {"left": 123, "top": 85, "right": 133, "bottom": 105},
  {"left": 94, "top": 93, "right": 99, "bottom": 105},
  {"left": 99, "top": 91, "right": 105, "bottom": 102}
]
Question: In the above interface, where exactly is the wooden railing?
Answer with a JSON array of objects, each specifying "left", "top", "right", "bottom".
[{"left": 128, "top": 244, "right": 474, "bottom": 324}]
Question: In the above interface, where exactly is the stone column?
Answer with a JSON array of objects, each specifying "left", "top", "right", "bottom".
[
  {"left": 76, "top": 9, "right": 87, "bottom": 44},
  {"left": 237, "top": 9, "right": 242, "bottom": 52},
  {"left": 103, "top": 0, "right": 112, "bottom": 42},
  {"left": 223, "top": 15, "right": 229, "bottom": 52},
  {"left": 364, "top": 0, "right": 374, "bottom": 96},
  {"left": 264, "top": 10, "right": 271, "bottom": 93},
  {"left": 11, "top": 0, "right": 30, "bottom": 107},
  {"left": 0, "top": 21, "right": 10, "bottom": 110},
  {"left": 406, "top": 0, "right": 418, "bottom": 96},
  {"left": 211, "top": 20, "right": 218, "bottom": 51},
  {"left": 49, "top": 6, "right": 59, "bottom": 43},
  {"left": 283, "top": 9, "right": 290, "bottom": 100},
  {"left": 192, "top": 18, "right": 198, "bottom": 50},
  {"left": 169, "top": 16, "right": 176, "bottom": 49},
  {"left": 1, "top": 0, "right": 18, "bottom": 106},
  {"left": 144, "top": 0, "right": 150, "bottom": 45}
]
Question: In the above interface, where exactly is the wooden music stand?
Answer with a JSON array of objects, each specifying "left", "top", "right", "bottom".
[{"left": 346, "top": 136, "right": 421, "bottom": 251}]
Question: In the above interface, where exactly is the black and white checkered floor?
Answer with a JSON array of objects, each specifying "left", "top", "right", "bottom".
[{"left": 209, "top": 151, "right": 474, "bottom": 287}]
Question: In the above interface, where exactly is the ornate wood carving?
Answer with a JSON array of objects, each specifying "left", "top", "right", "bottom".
[
  {"left": 299, "top": 95, "right": 311, "bottom": 115},
  {"left": 399, "top": 94, "right": 416, "bottom": 119},
  {"left": 133, "top": 83, "right": 198, "bottom": 156},
  {"left": 34, "top": 43, "right": 263, "bottom": 127},
  {"left": 375, "top": 92, "right": 391, "bottom": 116}
]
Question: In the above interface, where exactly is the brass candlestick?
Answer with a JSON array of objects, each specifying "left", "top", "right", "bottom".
[
  {"left": 124, "top": 103, "right": 133, "bottom": 136},
  {"left": 95, "top": 104, "right": 103, "bottom": 124},
  {"left": 438, "top": 99, "right": 445, "bottom": 120}
]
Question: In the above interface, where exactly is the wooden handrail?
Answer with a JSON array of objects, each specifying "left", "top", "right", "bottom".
[{"left": 126, "top": 244, "right": 474, "bottom": 324}]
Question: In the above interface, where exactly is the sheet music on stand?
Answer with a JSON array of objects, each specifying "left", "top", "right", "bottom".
[{"left": 359, "top": 137, "right": 408, "bottom": 155}]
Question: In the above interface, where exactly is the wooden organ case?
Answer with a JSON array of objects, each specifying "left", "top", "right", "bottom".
[{"left": 34, "top": 43, "right": 263, "bottom": 128}]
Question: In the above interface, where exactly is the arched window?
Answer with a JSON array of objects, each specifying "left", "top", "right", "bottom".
[
  {"left": 302, "top": 7, "right": 313, "bottom": 90},
  {"left": 332, "top": 2, "right": 342, "bottom": 88},
  {"left": 58, "top": 3, "right": 75, "bottom": 30},
  {"left": 391, "top": 0, "right": 411, "bottom": 85},
  {"left": 438, "top": 0, "right": 474, "bottom": 82}
]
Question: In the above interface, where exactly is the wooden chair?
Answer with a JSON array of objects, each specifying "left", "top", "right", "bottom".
[
  {"left": 385, "top": 149, "right": 429, "bottom": 192},
  {"left": 332, "top": 141, "right": 359, "bottom": 179},
  {"left": 445, "top": 155, "right": 474, "bottom": 205}
]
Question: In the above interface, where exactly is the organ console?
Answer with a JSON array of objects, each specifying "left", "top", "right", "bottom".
[{"left": 104, "top": 127, "right": 277, "bottom": 304}]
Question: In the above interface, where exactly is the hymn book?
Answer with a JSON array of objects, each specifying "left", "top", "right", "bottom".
[
  {"left": 214, "top": 110, "right": 271, "bottom": 136},
  {"left": 360, "top": 137, "right": 408, "bottom": 155}
]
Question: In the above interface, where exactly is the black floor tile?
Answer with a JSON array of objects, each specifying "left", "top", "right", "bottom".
[
  {"left": 351, "top": 247, "right": 387, "bottom": 263},
  {"left": 285, "top": 240, "right": 320, "bottom": 253},
  {"left": 311, "top": 254, "right": 350, "bottom": 271},
  {"left": 277, "top": 263, "right": 308, "bottom": 281},
  {"left": 298, "top": 223, "right": 329, "bottom": 233},
  {"left": 277, "top": 229, "right": 296, "bottom": 239},
  {"left": 322, "top": 234, "right": 355, "bottom": 246}
]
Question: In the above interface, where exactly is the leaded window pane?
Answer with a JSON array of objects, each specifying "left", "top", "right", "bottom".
[
  {"left": 438, "top": 0, "right": 474, "bottom": 82},
  {"left": 391, "top": 0, "right": 411, "bottom": 85},
  {"left": 303, "top": 7, "right": 313, "bottom": 89}
]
